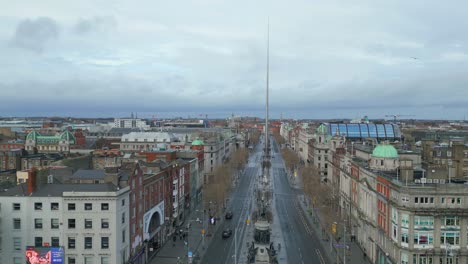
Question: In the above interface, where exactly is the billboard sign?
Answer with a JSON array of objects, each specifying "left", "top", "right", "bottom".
[{"left": 25, "top": 246, "right": 64, "bottom": 264}]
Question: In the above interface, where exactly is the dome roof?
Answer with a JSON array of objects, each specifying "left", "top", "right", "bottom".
[
  {"left": 316, "top": 124, "right": 327, "bottom": 134},
  {"left": 191, "top": 139, "right": 204, "bottom": 146},
  {"left": 372, "top": 144, "right": 398, "bottom": 158},
  {"left": 60, "top": 131, "right": 76, "bottom": 144},
  {"left": 26, "top": 130, "right": 40, "bottom": 141}
]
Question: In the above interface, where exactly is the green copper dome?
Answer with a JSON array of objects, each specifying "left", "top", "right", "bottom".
[
  {"left": 192, "top": 139, "right": 204, "bottom": 146},
  {"left": 372, "top": 144, "right": 398, "bottom": 158},
  {"left": 316, "top": 124, "right": 327, "bottom": 134},
  {"left": 26, "top": 130, "right": 40, "bottom": 141},
  {"left": 60, "top": 131, "right": 76, "bottom": 144}
]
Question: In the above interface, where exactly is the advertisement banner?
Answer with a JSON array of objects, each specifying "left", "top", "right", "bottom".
[{"left": 25, "top": 246, "right": 64, "bottom": 264}]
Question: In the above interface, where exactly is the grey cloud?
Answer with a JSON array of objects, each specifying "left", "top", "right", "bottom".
[
  {"left": 11, "top": 17, "right": 60, "bottom": 52},
  {"left": 73, "top": 16, "right": 117, "bottom": 34}
]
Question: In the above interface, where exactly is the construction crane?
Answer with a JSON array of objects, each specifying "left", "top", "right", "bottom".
[{"left": 385, "top": 114, "right": 415, "bottom": 122}]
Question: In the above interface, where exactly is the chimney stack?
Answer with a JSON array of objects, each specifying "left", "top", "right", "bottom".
[{"left": 27, "top": 169, "right": 37, "bottom": 195}]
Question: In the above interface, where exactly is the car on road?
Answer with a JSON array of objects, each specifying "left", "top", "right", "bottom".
[
  {"left": 222, "top": 229, "right": 233, "bottom": 239},
  {"left": 225, "top": 211, "right": 233, "bottom": 220}
]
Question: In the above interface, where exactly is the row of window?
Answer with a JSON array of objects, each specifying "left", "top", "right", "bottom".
[
  {"left": 13, "top": 218, "right": 110, "bottom": 229},
  {"left": 400, "top": 229, "right": 463, "bottom": 246},
  {"left": 13, "top": 202, "right": 110, "bottom": 211},
  {"left": 11, "top": 236, "right": 110, "bottom": 250},
  {"left": 68, "top": 256, "right": 109, "bottom": 264},
  {"left": 68, "top": 237, "right": 109, "bottom": 249},
  {"left": 400, "top": 215, "right": 462, "bottom": 227}
]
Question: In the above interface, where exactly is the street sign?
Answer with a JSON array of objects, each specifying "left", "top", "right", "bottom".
[{"left": 334, "top": 243, "right": 346, "bottom": 247}]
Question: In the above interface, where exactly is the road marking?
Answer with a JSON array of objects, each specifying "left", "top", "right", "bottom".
[{"left": 316, "top": 249, "right": 326, "bottom": 264}]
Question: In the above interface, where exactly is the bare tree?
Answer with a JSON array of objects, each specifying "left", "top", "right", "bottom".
[
  {"left": 300, "top": 165, "right": 338, "bottom": 238},
  {"left": 281, "top": 148, "right": 300, "bottom": 174},
  {"left": 272, "top": 132, "right": 285, "bottom": 146}
]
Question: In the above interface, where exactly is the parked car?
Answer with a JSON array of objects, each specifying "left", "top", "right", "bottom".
[
  {"left": 222, "top": 229, "right": 233, "bottom": 239},
  {"left": 225, "top": 211, "right": 233, "bottom": 220}
]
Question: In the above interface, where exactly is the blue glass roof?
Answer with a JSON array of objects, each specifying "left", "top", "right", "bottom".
[{"left": 326, "top": 123, "right": 401, "bottom": 139}]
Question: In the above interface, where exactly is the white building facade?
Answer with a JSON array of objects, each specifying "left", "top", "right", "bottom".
[{"left": 0, "top": 184, "right": 130, "bottom": 264}]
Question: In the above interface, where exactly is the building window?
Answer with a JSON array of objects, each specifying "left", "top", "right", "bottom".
[
  {"left": 13, "top": 257, "right": 22, "bottom": 264},
  {"left": 440, "top": 232, "right": 460, "bottom": 245},
  {"left": 101, "top": 203, "right": 109, "bottom": 211},
  {"left": 68, "top": 203, "right": 76, "bottom": 211},
  {"left": 101, "top": 219, "right": 109, "bottom": 229},
  {"left": 68, "top": 237, "right": 75, "bottom": 249},
  {"left": 34, "top": 202, "right": 42, "bottom": 210},
  {"left": 414, "top": 216, "right": 434, "bottom": 226},
  {"left": 401, "top": 228, "right": 409, "bottom": 244},
  {"left": 51, "top": 218, "right": 59, "bottom": 229},
  {"left": 34, "top": 218, "right": 43, "bottom": 229},
  {"left": 84, "top": 256, "right": 93, "bottom": 264},
  {"left": 50, "top": 202, "right": 59, "bottom": 210},
  {"left": 13, "top": 218, "right": 21, "bottom": 229},
  {"left": 13, "top": 203, "right": 20, "bottom": 210},
  {"left": 85, "top": 203, "right": 92, "bottom": 210},
  {"left": 444, "top": 216, "right": 460, "bottom": 226},
  {"left": 122, "top": 229, "right": 126, "bottom": 243},
  {"left": 51, "top": 237, "right": 59, "bottom": 247},
  {"left": 68, "top": 219, "right": 76, "bottom": 229},
  {"left": 85, "top": 219, "right": 92, "bottom": 229},
  {"left": 68, "top": 257, "right": 76, "bottom": 264},
  {"left": 35, "top": 237, "right": 43, "bottom": 247},
  {"left": 122, "top": 199, "right": 125, "bottom": 206},
  {"left": 413, "top": 231, "right": 433, "bottom": 245},
  {"left": 13, "top": 237, "right": 21, "bottom": 250},
  {"left": 101, "top": 256, "right": 109, "bottom": 264},
  {"left": 85, "top": 237, "right": 92, "bottom": 249},
  {"left": 122, "top": 212, "right": 125, "bottom": 224},
  {"left": 101, "top": 237, "right": 109, "bottom": 249}
]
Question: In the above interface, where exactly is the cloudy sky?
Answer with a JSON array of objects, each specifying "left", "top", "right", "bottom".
[{"left": 1, "top": 0, "right": 467, "bottom": 120}]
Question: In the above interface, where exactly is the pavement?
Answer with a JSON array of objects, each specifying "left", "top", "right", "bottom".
[
  {"left": 150, "top": 201, "right": 206, "bottom": 264},
  {"left": 297, "top": 193, "right": 373, "bottom": 264}
]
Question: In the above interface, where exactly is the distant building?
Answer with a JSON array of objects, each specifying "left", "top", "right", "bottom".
[
  {"left": 113, "top": 117, "right": 149, "bottom": 130},
  {"left": 120, "top": 132, "right": 178, "bottom": 152},
  {"left": 25, "top": 130, "right": 76, "bottom": 153}
]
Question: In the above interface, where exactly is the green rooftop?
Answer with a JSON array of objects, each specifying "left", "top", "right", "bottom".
[
  {"left": 192, "top": 139, "right": 204, "bottom": 146},
  {"left": 372, "top": 144, "right": 398, "bottom": 158}
]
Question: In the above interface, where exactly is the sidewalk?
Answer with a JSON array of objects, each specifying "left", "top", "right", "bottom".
[
  {"left": 297, "top": 194, "right": 372, "bottom": 264},
  {"left": 150, "top": 202, "right": 210, "bottom": 264}
]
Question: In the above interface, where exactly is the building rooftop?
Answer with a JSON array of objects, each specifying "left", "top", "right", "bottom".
[
  {"left": 71, "top": 169, "right": 105, "bottom": 180},
  {"left": 0, "top": 183, "right": 119, "bottom": 197},
  {"left": 372, "top": 144, "right": 399, "bottom": 158}
]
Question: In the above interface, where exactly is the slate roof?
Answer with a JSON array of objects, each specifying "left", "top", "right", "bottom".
[{"left": 71, "top": 169, "right": 105, "bottom": 179}]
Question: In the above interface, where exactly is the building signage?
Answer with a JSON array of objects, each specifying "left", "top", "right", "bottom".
[{"left": 25, "top": 246, "right": 64, "bottom": 264}]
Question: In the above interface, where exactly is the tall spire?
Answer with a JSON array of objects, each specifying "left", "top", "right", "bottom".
[{"left": 265, "top": 19, "right": 270, "bottom": 156}]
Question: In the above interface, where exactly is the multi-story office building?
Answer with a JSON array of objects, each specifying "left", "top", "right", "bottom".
[
  {"left": 0, "top": 174, "right": 130, "bottom": 264},
  {"left": 327, "top": 136, "right": 468, "bottom": 264},
  {"left": 113, "top": 117, "right": 149, "bottom": 130}
]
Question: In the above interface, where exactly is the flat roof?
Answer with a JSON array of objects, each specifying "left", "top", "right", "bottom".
[{"left": 0, "top": 183, "right": 119, "bottom": 197}]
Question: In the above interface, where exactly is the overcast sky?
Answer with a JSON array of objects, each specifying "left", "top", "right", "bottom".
[{"left": 1, "top": 0, "right": 467, "bottom": 120}]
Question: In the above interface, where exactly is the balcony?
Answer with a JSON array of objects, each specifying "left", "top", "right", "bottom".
[
  {"left": 173, "top": 179, "right": 178, "bottom": 185},
  {"left": 173, "top": 189, "right": 178, "bottom": 196}
]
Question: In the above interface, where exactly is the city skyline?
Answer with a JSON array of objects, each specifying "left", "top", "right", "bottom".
[{"left": 1, "top": 0, "right": 468, "bottom": 119}]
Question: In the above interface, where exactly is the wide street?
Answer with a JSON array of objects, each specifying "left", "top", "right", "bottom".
[
  {"left": 201, "top": 139, "right": 261, "bottom": 264},
  {"left": 203, "top": 136, "right": 329, "bottom": 264}
]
